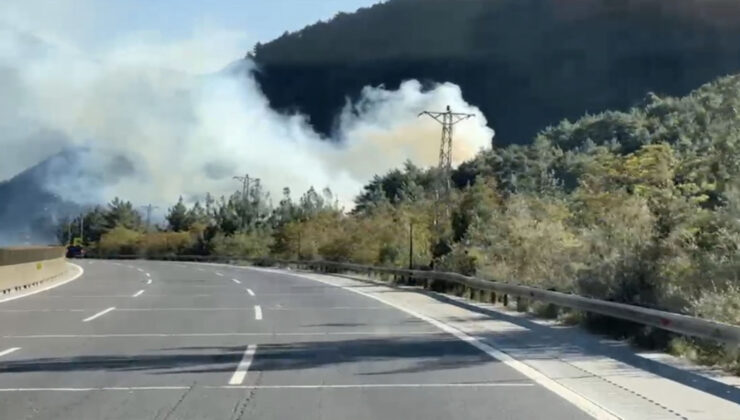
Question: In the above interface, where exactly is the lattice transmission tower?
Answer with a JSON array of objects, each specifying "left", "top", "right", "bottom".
[{"left": 418, "top": 105, "right": 474, "bottom": 222}]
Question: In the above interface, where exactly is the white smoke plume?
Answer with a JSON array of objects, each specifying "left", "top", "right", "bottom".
[{"left": 0, "top": 2, "right": 494, "bottom": 214}]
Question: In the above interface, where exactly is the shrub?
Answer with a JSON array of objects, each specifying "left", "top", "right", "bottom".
[
  {"left": 209, "top": 231, "right": 273, "bottom": 258},
  {"left": 97, "top": 227, "right": 142, "bottom": 256},
  {"left": 138, "top": 232, "right": 194, "bottom": 257}
]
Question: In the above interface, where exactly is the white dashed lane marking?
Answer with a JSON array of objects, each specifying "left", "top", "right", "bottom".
[
  {"left": 228, "top": 344, "right": 257, "bottom": 385},
  {"left": 254, "top": 305, "right": 262, "bottom": 320},
  {"left": 82, "top": 307, "right": 116, "bottom": 322},
  {"left": 0, "top": 347, "right": 20, "bottom": 358}
]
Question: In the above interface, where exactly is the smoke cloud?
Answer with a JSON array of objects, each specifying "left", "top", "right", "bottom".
[{"left": 0, "top": 4, "right": 494, "bottom": 217}]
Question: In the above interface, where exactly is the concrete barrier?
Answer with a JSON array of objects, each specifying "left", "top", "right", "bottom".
[{"left": 0, "top": 246, "right": 67, "bottom": 296}]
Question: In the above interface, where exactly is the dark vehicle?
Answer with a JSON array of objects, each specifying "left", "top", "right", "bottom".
[{"left": 66, "top": 245, "right": 86, "bottom": 258}]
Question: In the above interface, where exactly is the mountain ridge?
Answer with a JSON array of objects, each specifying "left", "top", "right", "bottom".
[{"left": 251, "top": 0, "right": 740, "bottom": 145}]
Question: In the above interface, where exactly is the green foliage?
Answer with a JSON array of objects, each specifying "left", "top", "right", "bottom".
[
  {"left": 451, "top": 177, "right": 501, "bottom": 242},
  {"left": 104, "top": 198, "right": 142, "bottom": 231},
  {"left": 166, "top": 197, "right": 191, "bottom": 232},
  {"left": 97, "top": 227, "right": 142, "bottom": 256},
  {"left": 138, "top": 232, "right": 195, "bottom": 257},
  {"left": 209, "top": 231, "right": 273, "bottom": 258}
]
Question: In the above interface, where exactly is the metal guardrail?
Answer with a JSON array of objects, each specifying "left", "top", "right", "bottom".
[{"left": 93, "top": 254, "right": 740, "bottom": 346}]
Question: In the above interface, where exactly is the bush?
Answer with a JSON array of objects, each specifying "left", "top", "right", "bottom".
[
  {"left": 97, "top": 227, "right": 142, "bottom": 256},
  {"left": 573, "top": 191, "right": 656, "bottom": 305},
  {"left": 465, "top": 194, "right": 581, "bottom": 290},
  {"left": 209, "top": 231, "right": 273, "bottom": 258},
  {"left": 138, "top": 232, "right": 194, "bottom": 257}
]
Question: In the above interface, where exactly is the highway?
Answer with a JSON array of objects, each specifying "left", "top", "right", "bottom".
[{"left": 0, "top": 260, "right": 592, "bottom": 420}]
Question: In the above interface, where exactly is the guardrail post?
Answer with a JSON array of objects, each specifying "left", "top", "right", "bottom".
[
  {"left": 503, "top": 294, "right": 508, "bottom": 307},
  {"left": 516, "top": 296, "right": 529, "bottom": 312}
]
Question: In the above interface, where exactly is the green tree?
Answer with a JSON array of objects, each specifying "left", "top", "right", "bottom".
[
  {"left": 104, "top": 198, "right": 142, "bottom": 231},
  {"left": 166, "top": 197, "right": 191, "bottom": 232}
]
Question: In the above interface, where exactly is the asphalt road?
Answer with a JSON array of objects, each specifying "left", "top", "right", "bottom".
[{"left": 0, "top": 260, "right": 592, "bottom": 420}]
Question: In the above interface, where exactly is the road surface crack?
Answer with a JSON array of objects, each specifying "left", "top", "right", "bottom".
[
  {"left": 230, "top": 371, "right": 263, "bottom": 420},
  {"left": 162, "top": 382, "right": 196, "bottom": 420}
]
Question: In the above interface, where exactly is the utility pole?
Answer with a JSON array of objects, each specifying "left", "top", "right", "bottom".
[
  {"left": 418, "top": 105, "right": 474, "bottom": 228},
  {"left": 297, "top": 230, "right": 302, "bottom": 260},
  {"left": 408, "top": 221, "right": 414, "bottom": 270},
  {"left": 79, "top": 213, "right": 84, "bottom": 244},
  {"left": 142, "top": 204, "right": 158, "bottom": 232}
]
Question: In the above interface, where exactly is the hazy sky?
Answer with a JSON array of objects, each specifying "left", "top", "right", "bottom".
[
  {"left": 1, "top": 0, "right": 382, "bottom": 69},
  {"left": 106, "top": 0, "right": 383, "bottom": 45}
]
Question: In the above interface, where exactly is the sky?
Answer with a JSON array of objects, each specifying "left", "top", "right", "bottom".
[{"left": 3, "top": 0, "right": 382, "bottom": 58}]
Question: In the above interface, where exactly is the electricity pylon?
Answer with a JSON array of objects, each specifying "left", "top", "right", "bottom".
[
  {"left": 142, "top": 204, "right": 158, "bottom": 232},
  {"left": 418, "top": 105, "right": 474, "bottom": 227},
  {"left": 233, "top": 174, "right": 252, "bottom": 199}
]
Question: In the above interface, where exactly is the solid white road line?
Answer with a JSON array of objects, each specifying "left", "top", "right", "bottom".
[
  {"left": 4, "top": 331, "right": 437, "bottom": 339},
  {"left": 0, "top": 263, "right": 84, "bottom": 303},
  {"left": 0, "top": 383, "right": 533, "bottom": 392},
  {"left": 215, "top": 272, "right": 224, "bottom": 277},
  {"left": 232, "top": 278, "right": 241, "bottom": 284},
  {"left": 0, "top": 347, "right": 20, "bottom": 358},
  {"left": 82, "top": 307, "right": 116, "bottom": 322},
  {"left": 228, "top": 344, "right": 257, "bottom": 385},
  {"left": 254, "top": 305, "right": 262, "bottom": 320},
  {"left": 132, "top": 290, "right": 145, "bottom": 298},
  {"left": 246, "top": 288, "right": 255, "bottom": 296}
]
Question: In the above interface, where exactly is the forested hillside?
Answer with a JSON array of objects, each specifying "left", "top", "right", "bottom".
[
  {"left": 0, "top": 150, "right": 82, "bottom": 245},
  {"left": 252, "top": 0, "right": 740, "bottom": 145}
]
